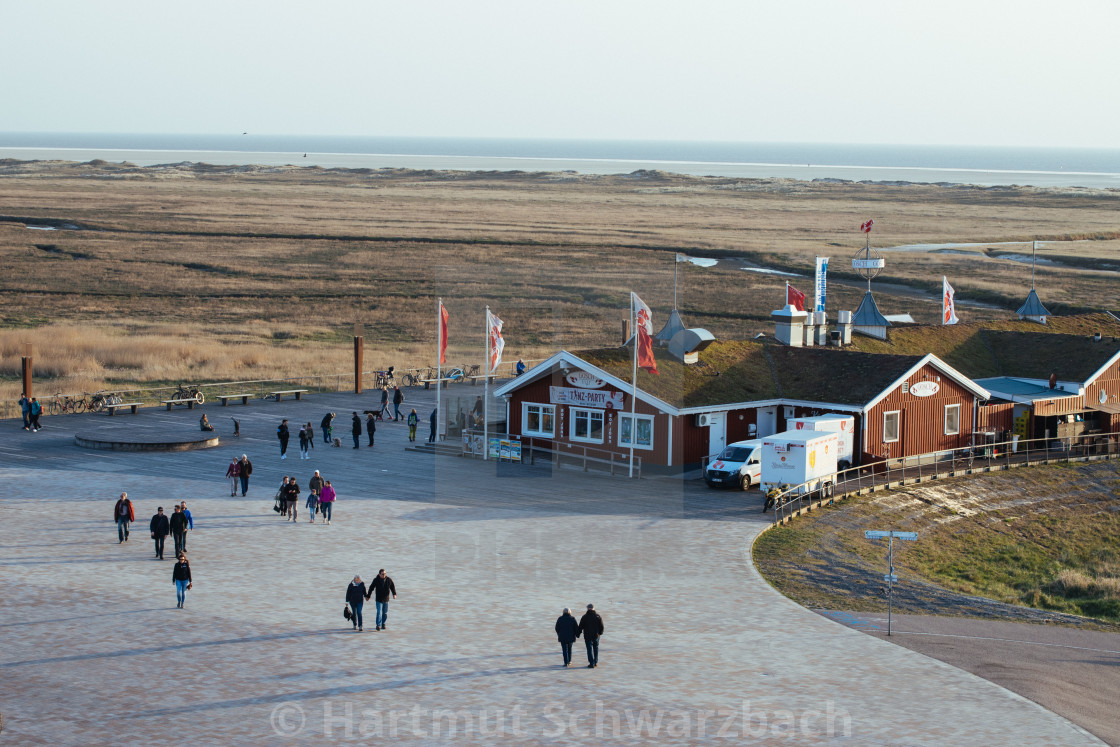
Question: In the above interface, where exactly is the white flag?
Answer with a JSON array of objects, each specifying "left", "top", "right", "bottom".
[
  {"left": 675, "top": 253, "right": 718, "bottom": 268},
  {"left": 631, "top": 292, "right": 653, "bottom": 334},
  {"left": 942, "top": 276, "right": 959, "bottom": 325},
  {"left": 814, "top": 257, "right": 829, "bottom": 313},
  {"left": 487, "top": 310, "right": 505, "bottom": 373}
]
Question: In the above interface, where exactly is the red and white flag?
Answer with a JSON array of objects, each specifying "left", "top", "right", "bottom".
[
  {"left": 487, "top": 310, "right": 504, "bottom": 373},
  {"left": 942, "top": 276, "right": 959, "bottom": 325},
  {"left": 861, "top": 219, "right": 874, "bottom": 233},
  {"left": 631, "top": 292, "right": 658, "bottom": 375},
  {"left": 439, "top": 301, "right": 449, "bottom": 364},
  {"left": 786, "top": 283, "right": 806, "bottom": 312}
]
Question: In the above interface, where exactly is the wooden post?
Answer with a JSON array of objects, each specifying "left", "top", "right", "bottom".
[
  {"left": 20, "top": 343, "right": 32, "bottom": 398},
  {"left": 353, "top": 324, "right": 364, "bottom": 394}
]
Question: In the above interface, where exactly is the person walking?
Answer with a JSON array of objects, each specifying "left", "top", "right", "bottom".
[
  {"left": 179, "top": 501, "right": 193, "bottom": 550},
  {"left": 305, "top": 486, "right": 319, "bottom": 523},
  {"left": 224, "top": 456, "right": 240, "bottom": 496},
  {"left": 378, "top": 386, "right": 390, "bottom": 419},
  {"left": 285, "top": 479, "right": 300, "bottom": 522},
  {"left": 351, "top": 412, "right": 362, "bottom": 449},
  {"left": 392, "top": 386, "right": 404, "bottom": 421},
  {"left": 407, "top": 408, "right": 419, "bottom": 442},
  {"left": 276, "top": 476, "right": 290, "bottom": 517},
  {"left": 298, "top": 425, "right": 310, "bottom": 460},
  {"left": 320, "top": 412, "right": 335, "bottom": 445},
  {"left": 319, "top": 481, "right": 336, "bottom": 524},
  {"left": 555, "top": 608, "right": 580, "bottom": 667},
  {"left": 238, "top": 454, "right": 253, "bottom": 496},
  {"left": 277, "top": 419, "right": 290, "bottom": 460},
  {"left": 366, "top": 568, "right": 397, "bottom": 631},
  {"left": 578, "top": 604, "right": 605, "bottom": 668},
  {"left": 150, "top": 507, "right": 170, "bottom": 560},
  {"left": 366, "top": 412, "right": 376, "bottom": 447},
  {"left": 309, "top": 470, "right": 324, "bottom": 498},
  {"left": 170, "top": 505, "right": 189, "bottom": 557},
  {"left": 346, "top": 575, "right": 366, "bottom": 631},
  {"left": 29, "top": 397, "right": 42, "bottom": 431},
  {"left": 20, "top": 393, "right": 30, "bottom": 430},
  {"left": 305, "top": 422, "right": 315, "bottom": 453},
  {"left": 428, "top": 408, "right": 438, "bottom": 443},
  {"left": 172, "top": 553, "right": 192, "bottom": 608},
  {"left": 114, "top": 492, "right": 135, "bottom": 543}
]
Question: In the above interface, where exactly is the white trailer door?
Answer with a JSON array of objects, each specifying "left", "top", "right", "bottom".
[
  {"left": 707, "top": 412, "right": 726, "bottom": 456},
  {"left": 757, "top": 407, "right": 777, "bottom": 438}
]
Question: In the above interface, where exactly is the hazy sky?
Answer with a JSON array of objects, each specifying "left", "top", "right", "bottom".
[{"left": 5, "top": 1, "right": 1119, "bottom": 148}]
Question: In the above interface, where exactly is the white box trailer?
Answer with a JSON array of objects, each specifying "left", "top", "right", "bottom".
[
  {"left": 761, "top": 430, "right": 840, "bottom": 496},
  {"left": 787, "top": 414, "right": 855, "bottom": 469}
]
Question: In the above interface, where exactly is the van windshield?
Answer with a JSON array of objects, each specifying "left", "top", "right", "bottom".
[{"left": 718, "top": 446, "right": 752, "bottom": 462}]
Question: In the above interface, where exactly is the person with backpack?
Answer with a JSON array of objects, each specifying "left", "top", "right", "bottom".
[
  {"left": 407, "top": 408, "right": 419, "bottom": 442},
  {"left": 277, "top": 419, "right": 290, "bottom": 460},
  {"left": 29, "top": 397, "right": 42, "bottom": 431},
  {"left": 298, "top": 425, "right": 311, "bottom": 460},
  {"left": 114, "top": 492, "right": 135, "bottom": 543}
]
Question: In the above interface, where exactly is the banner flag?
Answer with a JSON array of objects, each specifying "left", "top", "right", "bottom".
[
  {"left": 861, "top": 219, "right": 874, "bottom": 233},
  {"left": 814, "top": 257, "right": 829, "bottom": 313},
  {"left": 631, "top": 292, "right": 658, "bottom": 375},
  {"left": 943, "top": 276, "right": 959, "bottom": 325},
  {"left": 439, "top": 302, "right": 449, "bottom": 364},
  {"left": 786, "top": 283, "right": 806, "bottom": 312},
  {"left": 487, "top": 310, "right": 505, "bottom": 373}
]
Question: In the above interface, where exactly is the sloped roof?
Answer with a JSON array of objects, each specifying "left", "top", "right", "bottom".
[
  {"left": 1016, "top": 288, "right": 1051, "bottom": 318},
  {"left": 851, "top": 291, "right": 891, "bottom": 327},
  {"left": 654, "top": 308, "right": 687, "bottom": 342}
]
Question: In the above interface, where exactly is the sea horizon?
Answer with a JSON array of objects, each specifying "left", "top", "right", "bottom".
[{"left": 3, "top": 133, "right": 1120, "bottom": 189}]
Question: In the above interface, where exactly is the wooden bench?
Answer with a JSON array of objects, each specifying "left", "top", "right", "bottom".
[
  {"left": 219, "top": 393, "right": 253, "bottom": 406},
  {"left": 106, "top": 402, "right": 142, "bottom": 415},
  {"left": 419, "top": 377, "right": 458, "bottom": 389},
  {"left": 162, "top": 398, "right": 197, "bottom": 410},
  {"left": 268, "top": 389, "right": 308, "bottom": 402},
  {"left": 467, "top": 374, "right": 497, "bottom": 386}
]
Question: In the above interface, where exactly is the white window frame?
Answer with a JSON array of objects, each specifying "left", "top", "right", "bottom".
[
  {"left": 570, "top": 407, "right": 605, "bottom": 444},
  {"left": 944, "top": 403, "right": 960, "bottom": 436},
  {"left": 522, "top": 402, "right": 555, "bottom": 438},
  {"left": 883, "top": 410, "right": 900, "bottom": 443},
  {"left": 618, "top": 413, "right": 655, "bottom": 450}
]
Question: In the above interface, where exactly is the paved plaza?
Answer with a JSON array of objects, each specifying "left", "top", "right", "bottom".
[{"left": 0, "top": 389, "right": 1104, "bottom": 744}]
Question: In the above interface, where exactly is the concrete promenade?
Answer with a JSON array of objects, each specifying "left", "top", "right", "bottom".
[{"left": 0, "top": 389, "right": 1103, "bottom": 744}]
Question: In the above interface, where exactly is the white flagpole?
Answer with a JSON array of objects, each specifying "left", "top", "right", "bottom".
[
  {"left": 483, "top": 306, "right": 490, "bottom": 461},
  {"left": 629, "top": 293, "right": 638, "bottom": 478},
  {"left": 673, "top": 255, "right": 678, "bottom": 310},
  {"left": 436, "top": 298, "right": 442, "bottom": 439}
]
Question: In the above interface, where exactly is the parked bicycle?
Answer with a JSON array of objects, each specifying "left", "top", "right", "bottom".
[
  {"left": 373, "top": 367, "right": 396, "bottom": 388},
  {"left": 87, "top": 391, "right": 123, "bottom": 413},
  {"left": 174, "top": 384, "right": 205, "bottom": 404},
  {"left": 48, "top": 392, "right": 85, "bottom": 415}
]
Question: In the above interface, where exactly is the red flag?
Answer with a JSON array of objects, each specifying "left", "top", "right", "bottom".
[
  {"left": 439, "top": 302, "right": 449, "bottom": 364},
  {"left": 786, "top": 283, "right": 806, "bottom": 312},
  {"left": 861, "top": 219, "right": 874, "bottom": 233},
  {"left": 632, "top": 292, "right": 658, "bottom": 375}
]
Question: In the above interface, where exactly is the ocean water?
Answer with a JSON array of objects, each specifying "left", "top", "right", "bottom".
[{"left": 2, "top": 133, "right": 1119, "bottom": 189}]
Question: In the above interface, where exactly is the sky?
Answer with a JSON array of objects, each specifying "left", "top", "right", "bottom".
[{"left": 4, "top": 0, "right": 1120, "bottom": 148}]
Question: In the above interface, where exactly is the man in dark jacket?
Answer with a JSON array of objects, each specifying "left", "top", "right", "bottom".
[
  {"left": 578, "top": 604, "right": 604, "bottom": 668},
  {"left": 114, "top": 492, "right": 135, "bottom": 543},
  {"left": 351, "top": 412, "right": 362, "bottom": 449},
  {"left": 555, "top": 608, "right": 580, "bottom": 667},
  {"left": 238, "top": 454, "right": 252, "bottom": 496},
  {"left": 320, "top": 412, "right": 335, "bottom": 444},
  {"left": 150, "top": 507, "right": 170, "bottom": 559},
  {"left": 309, "top": 470, "right": 324, "bottom": 497},
  {"left": 366, "top": 412, "right": 376, "bottom": 446},
  {"left": 170, "top": 505, "right": 189, "bottom": 556},
  {"left": 366, "top": 568, "right": 397, "bottom": 631},
  {"left": 392, "top": 387, "right": 404, "bottom": 421},
  {"left": 428, "top": 408, "right": 438, "bottom": 443},
  {"left": 346, "top": 575, "right": 367, "bottom": 631},
  {"left": 277, "top": 419, "right": 290, "bottom": 460}
]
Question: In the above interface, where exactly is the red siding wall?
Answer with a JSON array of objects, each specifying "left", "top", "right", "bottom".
[
  {"left": 1086, "top": 357, "right": 1120, "bottom": 412},
  {"left": 977, "top": 403, "right": 1015, "bottom": 433},
  {"left": 863, "top": 363, "right": 977, "bottom": 462}
]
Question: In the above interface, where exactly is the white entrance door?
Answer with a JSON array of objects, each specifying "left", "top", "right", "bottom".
[
  {"left": 757, "top": 407, "right": 777, "bottom": 438},
  {"left": 707, "top": 412, "right": 726, "bottom": 456}
]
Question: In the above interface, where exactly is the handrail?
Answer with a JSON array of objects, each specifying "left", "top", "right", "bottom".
[
  {"left": 768, "top": 431, "right": 1120, "bottom": 526},
  {"left": 515, "top": 435, "right": 642, "bottom": 478}
]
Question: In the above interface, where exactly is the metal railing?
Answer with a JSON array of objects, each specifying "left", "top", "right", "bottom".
[
  {"left": 514, "top": 435, "right": 642, "bottom": 478},
  {"left": 768, "top": 431, "right": 1120, "bottom": 525}
]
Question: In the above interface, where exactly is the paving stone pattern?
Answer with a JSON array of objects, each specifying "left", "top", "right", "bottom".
[{"left": 0, "top": 390, "right": 1103, "bottom": 744}]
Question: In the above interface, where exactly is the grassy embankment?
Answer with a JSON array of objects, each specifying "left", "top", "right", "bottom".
[{"left": 754, "top": 461, "right": 1120, "bottom": 624}]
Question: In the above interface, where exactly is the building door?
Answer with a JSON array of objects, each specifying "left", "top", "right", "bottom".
[
  {"left": 757, "top": 407, "right": 777, "bottom": 438},
  {"left": 707, "top": 412, "right": 726, "bottom": 456}
]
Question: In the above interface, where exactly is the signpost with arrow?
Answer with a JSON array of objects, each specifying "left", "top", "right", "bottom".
[{"left": 864, "top": 530, "right": 918, "bottom": 635}]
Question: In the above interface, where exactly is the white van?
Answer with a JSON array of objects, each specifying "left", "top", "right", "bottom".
[{"left": 704, "top": 439, "right": 763, "bottom": 490}]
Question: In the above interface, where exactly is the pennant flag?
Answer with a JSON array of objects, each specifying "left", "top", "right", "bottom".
[
  {"left": 942, "top": 276, "right": 959, "bottom": 325},
  {"left": 487, "top": 310, "right": 505, "bottom": 373},
  {"left": 439, "top": 302, "right": 449, "bottom": 364},
  {"left": 814, "top": 256, "right": 829, "bottom": 313},
  {"left": 861, "top": 219, "right": 874, "bottom": 233},
  {"left": 786, "top": 283, "right": 806, "bottom": 312},
  {"left": 631, "top": 292, "right": 658, "bottom": 375}
]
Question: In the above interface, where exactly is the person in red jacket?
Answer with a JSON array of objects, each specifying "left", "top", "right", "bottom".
[
  {"left": 114, "top": 492, "right": 135, "bottom": 543},
  {"left": 224, "top": 457, "right": 240, "bottom": 496}
]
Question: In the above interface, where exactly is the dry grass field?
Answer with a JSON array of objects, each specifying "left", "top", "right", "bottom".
[{"left": 1, "top": 158, "right": 1119, "bottom": 398}]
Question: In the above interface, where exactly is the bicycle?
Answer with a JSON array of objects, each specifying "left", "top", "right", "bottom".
[
  {"left": 87, "top": 391, "right": 122, "bottom": 413},
  {"left": 400, "top": 370, "right": 419, "bottom": 387},
  {"left": 373, "top": 367, "right": 396, "bottom": 388},
  {"left": 174, "top": 384, "right": 205, "bottom": 404},
  {"left": 48, "top": 392, "right": 85, "bottom": 415}
]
